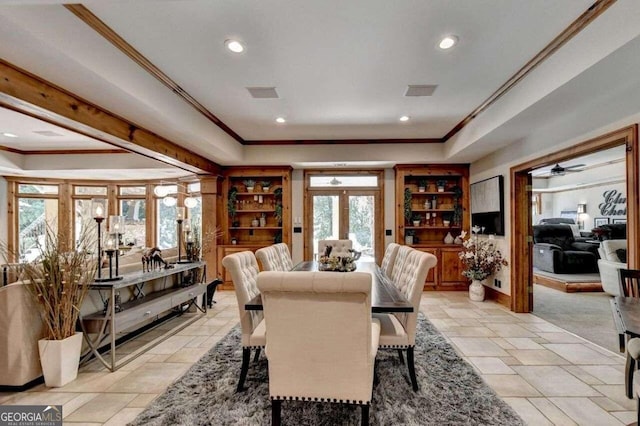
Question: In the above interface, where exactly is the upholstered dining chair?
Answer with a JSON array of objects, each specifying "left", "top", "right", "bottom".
[
  {"left": 388, "top": 245, "right": 412, "bottom": 285},
  {"left": 374, "top": 248, "right": 437, "bottom": 391},
  {"left": 221, "top": 251, "right": 266, "bottom": 392},
  {"left": 380, "top": 243, "right": 400, "bottom": 278},
  {"left": 255, "top": 243, "right": 294, "bottom": 271},
  {"left": 257, "top": 271, "right": 380, "bottom": 426},
  {"left": 317, "top": 239, "right": 353, "bottom": 258}
]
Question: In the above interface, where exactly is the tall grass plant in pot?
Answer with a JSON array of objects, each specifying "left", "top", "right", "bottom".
[{"left": 19, "top": 224, "right": 97, "bottom": 387}]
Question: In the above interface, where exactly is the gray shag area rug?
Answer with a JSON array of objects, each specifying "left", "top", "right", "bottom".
[{"left": 130, "top": 315, "right": 524, "bottom": 425}]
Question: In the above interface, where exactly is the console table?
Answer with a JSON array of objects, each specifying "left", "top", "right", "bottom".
[{"left": 80, "top": 261, "right": 207, "bottom": 371}]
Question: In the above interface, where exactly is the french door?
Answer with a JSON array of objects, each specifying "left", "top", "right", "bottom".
[{"left": 306, "top": 189, "right": 381, "bottom": 263}]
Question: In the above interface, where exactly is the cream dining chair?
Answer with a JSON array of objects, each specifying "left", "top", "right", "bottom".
[
  {"left": 255, "top": 243, "right": 294, "bottom": 271},
  {"left": 374, "top": 248, "right": 437, "bottom": 391},
  {"left": 258, "top": 270, "right": 380, "bottom": 426},
  {"left": 221, "top": 251, "right": 266, "bottom": 392},
  {"left": 317, "top": 239, "right": 353, "bottom": 258},
  {"left": 380, "top": 243, "right": 400, "bottom": 278}
]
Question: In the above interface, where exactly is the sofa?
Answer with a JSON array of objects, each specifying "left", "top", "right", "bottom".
[
  {"left": 598, "top": 239, "right": 627, "bottom": 296},
  {"left": 593, "top": 223, "right": 627, "bottom": 240},
  {"left": 533, "top": 224, "right": 599, "bottom": 274}
]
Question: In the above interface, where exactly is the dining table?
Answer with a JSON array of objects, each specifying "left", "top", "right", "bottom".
[{"left": 245, "top": 261, "right": 413, "bottom": 313}]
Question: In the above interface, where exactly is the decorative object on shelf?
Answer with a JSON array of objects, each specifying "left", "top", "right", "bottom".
[
  {"left": 442, "top": 212, "right": 452, "bottom": 227},
  {"left": 404, "top": 188, "right": 412, "bottom": 224},
  {"left": 260, "top": 181, "right": 271, "bottom": 192},
  {"left": 243, "top": 179, "right": 256, "bottom": 192},
  {"left": 228, "top": 186, "right": 239, "bottom": 227},
  {"left": 273, "top": 232, "right": 282, "bottom": 244},
  {"left": 452, "top": 185, "right": 463, "bottom": 226},
  {"left": 103, "top": 291, "right": 122, "bottom": 314},
  {"left": 274, "top": 187, "right": 283, "bottom": 226},
  {"left": 231, "top": 237, "right": 238, "bottom": 245},
  {"left": 405, "top": 229, "right": 415, "bottom": 245},
  {"left": 412, "top": 214, "right": 421, "bottom": 227},
  {"left": 444, "top": 232, "right": 454, "bottom": 244},
  {"left": 259, "top": 213, "right": 267, "bottom": 227},
  {"left": 251, "top": 217, "right": 259, "bottom": 227},
  {"left": 454, "top": 231, "right": 465, "bottom": 245},
  {"left": 436, "top": 179, "right": 447, "bottom": 192},
  {"left": 16, "top": 223, "right": 97, "bottom": 387},
  {"left": 431, "top": 212, "right": 437, "bottom": 226},
  {"left": 183, "top": 218, "right": 196, "bottom": 261},
  {"left": 458, "top": 227, "right": 507, "bottom": 301},
  {"left": 142, "top": 247, "right": 173, "bottom": 272},
  {"left": 431, "top": 196, "right": 437, "bottom": 209},
  {"left": 102, "top": 233, "right": 121, "bottom": 281},
  {"left": 418, "top": 179, "right": 427, "bottom": 192}
]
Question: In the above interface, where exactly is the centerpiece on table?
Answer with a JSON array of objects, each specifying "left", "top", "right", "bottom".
[
  {"left": 18, "top": 224, "right": 97, "bottom": 387},
  {"left": 458, "top": 228, "right": 508, "bottom": 301},
  {"left": 317, "top": 246, "right": 361, "bottom": 272}
]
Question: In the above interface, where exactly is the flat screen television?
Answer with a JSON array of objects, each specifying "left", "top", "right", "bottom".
[{"left": 470, "top": 175, "right": 505, "bottom": 236}]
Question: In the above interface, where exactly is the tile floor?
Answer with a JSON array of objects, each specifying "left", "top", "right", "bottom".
[{"left": 0, "top": 291, "right": 635, "bottom": 425}]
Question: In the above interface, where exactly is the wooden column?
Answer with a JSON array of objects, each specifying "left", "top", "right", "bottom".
[
  {"left": 199, "top": 176, "right": 219, "bottom": 281},
  {"left": 58, "top": 182, "right": 73, "bottom": 252}
]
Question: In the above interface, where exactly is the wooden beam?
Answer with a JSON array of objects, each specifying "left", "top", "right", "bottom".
[
  {"left": 64, "top": 4, "right": 244, "bottom": 144},
  {"left": 443, "top": 0, "right": 617, "bottom": 142},
  {"left": 0, "top": 59, "right": 220, "bottom": 175}
]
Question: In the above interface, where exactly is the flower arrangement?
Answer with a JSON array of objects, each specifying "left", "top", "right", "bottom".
[{"left": 458, "top": 228, "right": 508, "bottom": 281}]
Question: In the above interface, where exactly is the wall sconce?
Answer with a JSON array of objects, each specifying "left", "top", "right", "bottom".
[{"left": 577, "top": 203, "right": 587, "bottom": 214}]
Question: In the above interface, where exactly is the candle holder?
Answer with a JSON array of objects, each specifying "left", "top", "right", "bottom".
[
  {"left": 96, "top": 232, "right": 122, "bottom": 282},
  {"left": 109, "top": 215, "right": 125, "bottom": 277},
  {"left": 175, "top": 207, "right": 191, "bottom": 264}
]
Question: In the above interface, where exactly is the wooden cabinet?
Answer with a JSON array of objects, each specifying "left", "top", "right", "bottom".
[
  {"left": 394, "top": 164, "right": 470, "bottom": 290},
  {"left": 217, "top": 166, "right": 292, "bottom": 288}
]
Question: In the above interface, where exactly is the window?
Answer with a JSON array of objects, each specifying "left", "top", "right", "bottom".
[
  {"left": 309, "top": 175, "right": 378, "bottom": 188},
  {"left": 18, "top": 184, "right": 58, "bottom": 195},
  {"left": 74, "top": 186, "right": 107, "bottom": 196},
  {"left": 157, "top": 200, "right": 176, "bottom": 249},
  {"left": 18, "top": 198, "right": 58, "bottom": 262},
  {"left": 120, "top": 199, "right": 146, "bottom": 247},
  {"left": 74, "top": 199, "right": 101, "bottom": 249}
]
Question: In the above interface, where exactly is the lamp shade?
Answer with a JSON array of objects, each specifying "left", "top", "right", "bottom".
[
  {"left": 183, "top": 218, "right": 192, "bottom": 232},
  {"left": 184, "top": 196, "right": 198, "bottom": 209},
  {"left": 176, "top": 207, "right": 186, "bottom": 221},
  {"left": 109, "top": 215, "right": 125, "bottom": 234},
  {"left": 577, "top": 203, "right": 587, "bottom": 214},
  {"left": 104, "top": 233, "right": 117, "bottom": 251},
  {"left": 91, "top": 198, "right": 106, "bottom": 219}
]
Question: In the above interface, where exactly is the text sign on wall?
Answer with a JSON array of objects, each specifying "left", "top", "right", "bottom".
[{"left": 599, "top": 189, "right": 626, "bottom": 216}]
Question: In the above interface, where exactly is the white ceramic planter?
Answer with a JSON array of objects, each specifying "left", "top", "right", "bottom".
[
  {"left": 469, "top": 280, "right": 485, "bottom": 302},
  {"left": 38, "top": 332, "right": 83, "bottom": 387}
]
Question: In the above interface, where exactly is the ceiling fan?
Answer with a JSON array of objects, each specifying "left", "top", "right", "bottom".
[{"left": 549, "top": 162, "right": 586, "bottom": 176}]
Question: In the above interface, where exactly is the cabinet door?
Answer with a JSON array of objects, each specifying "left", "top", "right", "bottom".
[
  {"left": 423, "top": 248, "right": 438, "bottom": 286},
  {"left": 441, "top": 247, "right": 466, "bottom": 287}
]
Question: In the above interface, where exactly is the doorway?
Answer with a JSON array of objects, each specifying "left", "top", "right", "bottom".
[
  {"left": 510, "top": 125, "right": 639, "bottom": 313},
  {"left": 304, "top": 171, "right": 383, "bottom": 263}
]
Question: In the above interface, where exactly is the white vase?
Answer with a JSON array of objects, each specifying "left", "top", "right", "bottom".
[
  {"left": 38, "top": 332, "right": 83, "bottom": 387},
  {"left": 444, "top": 232, "right": 454, "bottom": 244},
  {"left": 469, "top": 280, "right": 485, "bottom": 302}
]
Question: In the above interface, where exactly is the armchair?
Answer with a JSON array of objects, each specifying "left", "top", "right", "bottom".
[
  {"left": 533, "top": 224, "right": 598, "bottom": 274},
  {"left": 598, "top": 239, "right": 627, "bottom": 296}
]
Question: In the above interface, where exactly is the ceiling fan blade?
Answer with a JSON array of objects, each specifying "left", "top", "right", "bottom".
[{"left": 564, "top": 163, "right": 586, "bottom": 169}]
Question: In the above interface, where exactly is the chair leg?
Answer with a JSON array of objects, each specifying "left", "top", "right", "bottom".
[
  {"left": 360, "top": 404, "right": 369, "bottom": 426},
  {"left": 272, "top": 400, "right": 282, "bottom": 426},
  {"left": 237, "top": 347, "right": 251, "bottom": 392},
  {"left": 626, "top": 354, "right": 636, "bottom": 399},
  {"left": 397, "top": 349, "right": 405, "bottom": 365},
  {"left": 253, "top": 347, "right": 261, "bottom": 363},
  {"left": 407, "top": 346, "right": 418, "bottom": 392}
]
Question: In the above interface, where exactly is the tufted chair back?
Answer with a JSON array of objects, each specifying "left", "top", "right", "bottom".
[
  {"left": 255, "top": 243, "right": 293, "bottom": 271},
  {"left": 221, "top": 251, "right": 263, "bottom": 345},
  {"left": 389, "top": 245, "right": 412, "bottom": 284},
  {"left": 380, "top": 243, "right": 400, "bottom": 278},
  {"left": 317, "top": 239, "right": 353, "bottom": 258},
  {"left": 258, "top": 270, "right": 378, "bottom": 404},
  {"left": 391, "top": 249, "right": 437, "bottom": 345}
]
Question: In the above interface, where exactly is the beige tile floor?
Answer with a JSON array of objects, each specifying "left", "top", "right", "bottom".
[{"left": 0, "top": 291, "right": 635, "bottom": 425}]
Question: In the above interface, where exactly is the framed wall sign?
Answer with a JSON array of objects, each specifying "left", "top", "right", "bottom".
[{"left": 594, "top": 217, "right": 609, "bottom": 227}]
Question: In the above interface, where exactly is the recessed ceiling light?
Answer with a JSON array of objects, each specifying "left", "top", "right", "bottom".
[
  {"left": 399, "top": 116, "right": 410, "bottom": 122},
  {"left": 1, "top": 132, "right": 18, "bottom": 138},
  {"left": 438, "top": 35, "right": 458, "bottom": 50},
  {"left": 275, "top": 117, "right": 286, "bottom": 124},
  {"left": 224, "top": 39, "right": 245, "bottom": 53}
]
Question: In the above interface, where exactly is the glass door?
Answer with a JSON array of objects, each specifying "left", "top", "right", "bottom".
[{"left": 309, "top": 190, "right": 378, "bottom": 262}]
